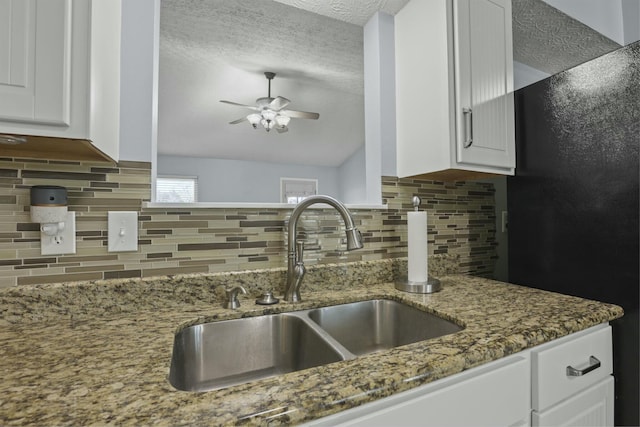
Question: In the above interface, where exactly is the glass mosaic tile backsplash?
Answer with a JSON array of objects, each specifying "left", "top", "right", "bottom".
[{"left": 0, "top": 157, "right": 497, "bottom": 288}]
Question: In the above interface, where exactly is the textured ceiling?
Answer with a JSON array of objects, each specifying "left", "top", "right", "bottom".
[
  {"left": 159, "top": 0, "right": 624, "bottom": 166},
  {"left": 161, "top": 0, "right": 369, "bottom": 96},
  {"left": 513, "top": 0, "right": 621, "bottom": 74}
]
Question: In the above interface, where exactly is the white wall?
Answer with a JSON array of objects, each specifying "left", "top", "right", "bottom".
[
  {"left": 622, "top": 0, "right": 640, "bottom": 44},
  {"left": 337, "top": 146, "right": 366, "bottom": 203},
  {"left": 364, "top": 12, "right": 394, "bottom": 203},
  {"left": 158, "top": 155, "right": 341, "bottom": 203},
  {"left": 365, "top": 12, "right": 397, "bottom": 178},
  {"left": 119, "top": 0, "right": 158, "bottom": 163},
  {"left": 513, "top": 61, "right": 552, "bottom": 90}
]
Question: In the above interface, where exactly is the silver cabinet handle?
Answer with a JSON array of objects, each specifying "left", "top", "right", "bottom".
[
  {"left": 462, "top": 108, "right": 473, "bottom": 148},
  {"left": 566, "top": 356, "right": 601, "bottom": 377}
]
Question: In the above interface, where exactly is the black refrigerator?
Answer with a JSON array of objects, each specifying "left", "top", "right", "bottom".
[{"left": 508, "top": 42, "right": 639, "bottom": 425}]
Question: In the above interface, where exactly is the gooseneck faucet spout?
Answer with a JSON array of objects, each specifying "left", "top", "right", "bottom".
[{"left": 284, "top": 195, "right": 364, "bottom": 302}]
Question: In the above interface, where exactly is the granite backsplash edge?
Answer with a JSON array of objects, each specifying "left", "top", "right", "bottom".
[{"left": 0, "top": 254, "right": 461, "bottom": 325}]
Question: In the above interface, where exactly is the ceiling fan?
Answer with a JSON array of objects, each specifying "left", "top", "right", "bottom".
[{"left": 220, "top": 72, "right": 320, "bottom": 133}]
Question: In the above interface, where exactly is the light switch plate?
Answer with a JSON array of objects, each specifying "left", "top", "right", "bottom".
[
  {"left": 41, "top": 211, "right": 76, "bottom": 255},
  {"left": 108, "top": 211, "right": 138, "bottom": 252}
]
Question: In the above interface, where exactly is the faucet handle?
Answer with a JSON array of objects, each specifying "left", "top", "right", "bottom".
[{"left": 224, "top": 285, "right": 247, "bottom": 309}]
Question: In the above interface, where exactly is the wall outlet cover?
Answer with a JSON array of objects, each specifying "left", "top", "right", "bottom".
[
  {"left": 41, "top": 211, "right": 76, "bottom": 255},
  {"left": 108, "top": 211, "right": 139, "bottom": 252}
]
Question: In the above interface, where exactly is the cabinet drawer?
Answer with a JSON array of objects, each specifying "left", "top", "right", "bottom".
[{"left": 532, "top": 325, "right": 612, "bottom": 411}]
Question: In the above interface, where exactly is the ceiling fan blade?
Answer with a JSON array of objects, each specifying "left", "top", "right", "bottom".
[
  {"left": 281, "top": 109, "right": 320, "bottom": 120},
  {"left": 220, "top": 100, "right": 259, "bottom": 110},
  {"left": 269, "top": 96, "right": 291, "bottom": 111},
  {"left": 229, "top": 117, "right": 247, "bottom": 124},
  {"left": 276, "top": 125, "right": 289, "bottom": 134}
]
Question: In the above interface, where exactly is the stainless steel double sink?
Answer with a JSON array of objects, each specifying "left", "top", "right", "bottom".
[{"left": 169, "top": 299, "right": 463, "bottom": 392}]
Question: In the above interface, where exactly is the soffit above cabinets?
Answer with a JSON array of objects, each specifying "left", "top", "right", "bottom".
[
  {"left": 273, "top": 0, "right": 410, "bottom": 26},
  {"left": 512, "top": 0, "right": 621, "bottom": 75}
]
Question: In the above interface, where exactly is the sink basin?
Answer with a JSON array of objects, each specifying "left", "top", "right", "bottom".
[
  {"left": 169, "top": 314, "right": 344, "bottom": 391},
  {"left": 169, "top": 299, "right": 463, "bottom": 391},
  {"left": 307, "top": 299, "right": 463, "bottom": 355}
]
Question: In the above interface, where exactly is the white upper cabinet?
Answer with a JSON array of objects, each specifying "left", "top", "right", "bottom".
[
  {"left": 0, "top": 0, "right": 121, "bottom": 161},
  {"left": 0, "top": 0, "right": 71, "bottom": 126},
  {"left": 395, "top": 0, "right": 515, "bottom": 180}
]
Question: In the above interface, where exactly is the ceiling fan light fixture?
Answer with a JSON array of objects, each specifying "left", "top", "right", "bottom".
[
  {"left": 247, "top": 113, "right": 262, "bottom": 129},
  {"left": 275, "top": 115, "right": 290, "bottom": 128},
  {"left": 261, "top": 110, "right": 277, "bottom": 122},
  {"left": 261, "top": 118, "right": 275, "bottom": 131},
  {"left": 220, "top": 71, "right": 319, "bottom": 133}
]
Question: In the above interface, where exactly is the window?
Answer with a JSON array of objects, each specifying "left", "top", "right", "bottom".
[
  {"left": 280, "top": 178, "right": 318, "bottom": 204},
  {"left": 156, "top": 176, "right": 198, "bottom": 203}
]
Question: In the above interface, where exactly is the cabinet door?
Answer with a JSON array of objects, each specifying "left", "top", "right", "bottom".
[
  {"left": 532, "top": 376, "right": 614, "bottom": 426},
  {"left": 532, "top": 325, "right": 612, "bottom": 412},
  {"left": 0, "top": 0, "right": 71, "bottom": 126},
  {"left": 304, "top": 355, "right": 530, "bottom": 427},
  {"left": 454, "top": 0, "right": 515, "bottom": 170}
]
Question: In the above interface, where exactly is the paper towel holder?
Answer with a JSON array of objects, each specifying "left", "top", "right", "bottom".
[
  {"left": 395, "top": 277, "right": 442, "bottom": 293},
  {"left": 395, "top": 196, "right": 442, "bottom": 294}
]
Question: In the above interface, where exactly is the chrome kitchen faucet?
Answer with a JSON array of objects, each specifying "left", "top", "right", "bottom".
[{"left": 284, "top": 195, "right": 364, "bottom": 302}]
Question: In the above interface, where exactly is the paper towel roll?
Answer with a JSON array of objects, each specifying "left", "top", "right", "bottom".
[{"left": 407, "top": 211, "right": 428, "bottom": 283}]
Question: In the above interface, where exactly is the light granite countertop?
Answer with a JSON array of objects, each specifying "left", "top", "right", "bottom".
[{"left": 0, "top": 263, "right": 623, "bottom": 426}]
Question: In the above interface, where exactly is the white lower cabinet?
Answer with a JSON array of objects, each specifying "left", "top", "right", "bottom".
[
  {"left": 531, "top": 325, "right": 614, "bottom": 426},
  {"left": 304, "top": 324, "right": 614, "bottom": 427},
  {"left": 304, "top": 354, "right": 530, "bottom": 427},
  {"left": 532, "top": 377, "right": 614, "bottom": 427}
]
